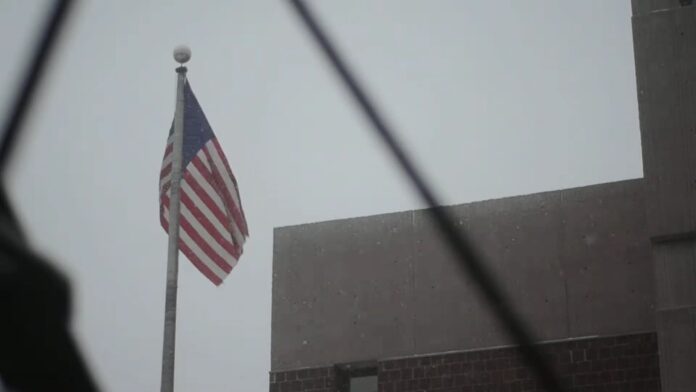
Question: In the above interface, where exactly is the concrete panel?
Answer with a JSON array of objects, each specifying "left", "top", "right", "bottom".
[
  {"left": 653, "top": 241, "right": 696, "bottom": 309},
  {"left": 656, "top": 307, "right": 696, "bottom": 392},
  {"left": 271, "top": 179, "right": 655, "bottom": 370},
  {"left": 633, "top": 6, "right": 696, "bottom": 237},
  {"left": 632, "top": 0, "right": 689, "bottom": 16},
  {"left": 633, "top": 3, "right": 696, "bottom": 390},
  {"left": 272, "top": 212, "right": 417, "bottom": 371},
  {"left": 560, "top": 181, "right": 655, "bottom": 337},
  {"left": 411, "top": 190, "right": 568, "bottom": 354}
]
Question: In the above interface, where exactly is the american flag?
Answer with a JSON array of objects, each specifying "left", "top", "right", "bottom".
[{"left": 159, "top": 81, "right": 248, "bottom": 285}]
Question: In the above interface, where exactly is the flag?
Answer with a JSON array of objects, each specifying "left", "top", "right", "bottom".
[{"left": 159, "top": 80, "right": 248, "bottom": 286}]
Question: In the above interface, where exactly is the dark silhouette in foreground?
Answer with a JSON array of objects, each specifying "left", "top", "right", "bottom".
[{"left": 0, "top": 187, "right": 97, "bottom": 391}]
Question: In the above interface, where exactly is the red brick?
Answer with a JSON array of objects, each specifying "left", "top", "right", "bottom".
[
  {"left": 442, "top": 374, "right": 453, "bottom": 387},
  {"left": 272, "top": 333, "right": 661, "bottom": 392},
  {"left": 571, "top": 349, "right": 586, "bottom": 363}
]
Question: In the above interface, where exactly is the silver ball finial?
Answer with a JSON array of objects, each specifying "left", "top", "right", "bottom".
[{"left": 173, "top": 45, "right": 191, "bottom": 64}]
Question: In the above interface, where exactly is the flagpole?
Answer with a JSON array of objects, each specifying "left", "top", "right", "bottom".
[{"left": 161, "top": 45, "right": 190, "bottom": 392}]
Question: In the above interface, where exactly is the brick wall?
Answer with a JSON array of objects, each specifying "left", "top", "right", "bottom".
[
  {"left": 269, "top": 333, "right": 661, "bottom": 392},
  {"left": 269, "top": 366, "right": 336, "bottom": 392}
]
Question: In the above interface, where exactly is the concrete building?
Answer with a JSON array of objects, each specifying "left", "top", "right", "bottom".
[{"left": 270, "top": 1, "right": 696, "bottom": 391}]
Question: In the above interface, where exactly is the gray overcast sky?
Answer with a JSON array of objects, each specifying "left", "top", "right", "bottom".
[{"left": 0, "top": 1, "right": 641, "bottom": 391}]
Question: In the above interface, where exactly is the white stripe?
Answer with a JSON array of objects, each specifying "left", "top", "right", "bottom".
[
  {"left": 162, "top": 152, "right": 173, "bottom": 168},
  {"left": 161, "top": 139, "right": 173, "bottom": 166},
  {"left": 161, "top": 188, "right": 171, "bottom": 207},
  {"left": 179, "top": 203, "right": 237, "bottom": 266},
  {"left": 186, "top": 162, "right": 226, "bottom": 213},
  {"left": 159, "top": 178, "right": 170, "bottom": 193},
  {"left": 160, "top": 138, "right": 173, "bottom": 177},
  {"left": 180, "top": 180, "right": 230, "bottom": 239},
  {"left": 229, "top": 219, "right": 246, "bottom": 248},
  {"left": 205, "top": 141, "right": 242, "bottom": 210},
  {"left": 191, "top": 152, "right": 246, "bottom": 243},
  {"left": 188, "top": 158, "right": 245, "bottom": 246},
  {"left": 227, "top": 254, "right": 239, "bottom": 271},
  {"left": 180, "top": 229, "right": 228, "bottom": 280},
  {"left": 160, "top": 161, "right": 172, "bottom": 176},
  {"left": 199, "top": 150, "right": 212, "bottom": 171},
  {"left": 162, "top": 207, "right": 228, "bottom": 280},
  {"left": 180, "top": 178, "right": 244, "bottom": 261},
  {"left": 160, "top": 170, "right": 171, "bottom": 191}
]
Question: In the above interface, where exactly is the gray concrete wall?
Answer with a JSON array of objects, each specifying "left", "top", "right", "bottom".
[
  {"left": 632, "top": 0, "right": 689, "bottom": 16},
  {"left": 271, "top": 179, "right": 654, "bottom": 371},
  {"left": 632, "top": 1, "right": 696, "bottom": 390}
]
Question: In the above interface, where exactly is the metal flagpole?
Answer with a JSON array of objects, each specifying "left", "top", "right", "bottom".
[{"left": 161, "top": 45, "right": 191, "bottom": 392}]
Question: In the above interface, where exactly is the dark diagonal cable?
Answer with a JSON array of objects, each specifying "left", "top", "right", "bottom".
[
  {"left": 0, "top": 0, "right": 75, "bottom": 174},
  {"left": 286, "top": 1, "right": 565, "bottom": 390}
]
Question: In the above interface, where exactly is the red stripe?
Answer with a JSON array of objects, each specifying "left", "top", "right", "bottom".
[
  {"left": 162, "top": 190, "right": 224, "bottom": 236},
  {"left": 179, "top": 214, "right": 233, "bottom": 273},
  {"left": 160, "top": 184, "right": 171, "bottom": 200},
  {"left": 158, "top": 136, "right": 247, "bottom": 285},
  {"left": 180, "top": 166, "right": 230, "bottom": 228},
  {"left": 210, "top": 140, "right": 249, "bottom": 235},
  {"left": 161, "top": 189, "right": 241, "bottom": 261},
  {"left": 161, "top": 212, "right": 169, "bottom": 229},
  {"left": 211, "top": 138, "right": 238, "bottom": 186},
  {"left": 160, "top": 193, "right": 170, "bottom": 223},
  {"left": 160, "top": 163, "right": 172, "bottom": 180},
  {"left": 200, "top": 148, "right": 249, "bottom": 237},
  {"left": 162, "top": 215, "right": 223, "bottom": 286},
  {"left": 179, "top": 241, "right": 223, "bottom": 286},
  {"left": 160, "top": 208, "right": 168, "bottom": 232},
  {"left": 180, "top": 190, "right": 240, "bottom": 259}
]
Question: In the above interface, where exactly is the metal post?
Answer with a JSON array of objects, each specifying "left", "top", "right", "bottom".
[{"left": 160, "top": 46, "right": 191, "bottom": 392}]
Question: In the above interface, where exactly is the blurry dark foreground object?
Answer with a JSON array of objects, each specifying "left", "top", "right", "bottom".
[
  {"left": 0, "top": 188, "right": 97, "bottom": 391},
  {"left": 0, "top": 0, "right": 98, "bottom": 388}
]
